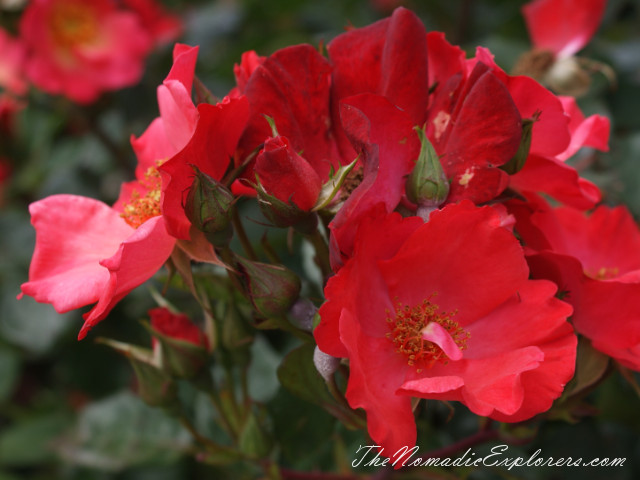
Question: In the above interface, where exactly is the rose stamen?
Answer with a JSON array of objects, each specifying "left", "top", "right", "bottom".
[
  {"left": 121, "top": 166, "right": 162, "bottom": 228},
  {"left": 386, "top": 294, "right": 469, "bottom": 372},
  {"left": 50, "top": 2, "right": 98, "bottom": 48}
]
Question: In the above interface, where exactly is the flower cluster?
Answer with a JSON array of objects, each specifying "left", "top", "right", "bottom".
[
  {"left": 19, "top": 2, "right": 635, "bottom": 464},
  {"left": 0, "top": 0, "right": 181, "bottom": 104}
]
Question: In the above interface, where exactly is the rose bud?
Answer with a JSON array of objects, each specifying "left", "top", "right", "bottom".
[
  {"left": 235, "top": 256, "right": 301, "bottom": 318},
  {"left": 185, "top": 165, "right": 235, "bottom": 247}
]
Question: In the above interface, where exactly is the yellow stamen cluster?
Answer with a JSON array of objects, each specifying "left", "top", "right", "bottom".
[
  {"left": 121, "top": 167, "right": 162, "bottom": 229},
  {"left": 589, "top": 266, "right": 620, "bottom": 280},
  {"left": 386, "top": 296, "right": 469, "bottom": 372},
  {"left": 50, "top": 3, "right": 98, "bottom": 48}
]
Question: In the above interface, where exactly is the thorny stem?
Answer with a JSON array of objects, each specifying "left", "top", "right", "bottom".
[
  {"left": 241, "top": 364, "right": 251, "bottom": 409},
  {"left": 416, "top": 204, "right": 437, "bottom": 222},
  {"left": 305, "top": 226, "right": 333, "bottom": 285},
  {"left": 327, "top": 375, "right": 367, "bottom": 429},
  {"left": 194, "top": 75, "right": 219, "bottom": 105},
  {"left": 261, "top": 232, "right": 282, "bottom": 264},
  {"left": 207, "top": 389, "right": 239, "bottom": 441},
  {"left": 232, "top": 207, "right": 259, "bottom": 261},
  {"left": 221, "top": 356, "right": 244, "bottom": 428},
  {"left": 178, "top": 413, "right": 236, "bottom": 454},
  {"left": 453, "top": 0, "right": 473, "bottom": 46},
  {"left": 217, "top": 247, "right": 245, "bottom": 294},
  {"left": 223, "top": 146, "right": 260, "bottom": 187}
]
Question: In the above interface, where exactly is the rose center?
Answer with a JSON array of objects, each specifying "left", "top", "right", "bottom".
[
  {"left": 50, "top": 3, "right": 98, "bottom": 48},
  {"left": 587, "top": 266, "right": 619, "bottom": 280},
  {"left": 121, "top": 166, "right": 162, "bottom": 228},
  {"left": 386, "top": 295, "right": 469, "bottom": 372}
]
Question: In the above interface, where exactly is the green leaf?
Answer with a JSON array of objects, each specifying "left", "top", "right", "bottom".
[
  {"left": 548, "top": 338, "right": 610, "bottom": 423},
  {"left": 197, "top": 449, "right": 245, "bottom": 467},
  {"left": 276, "top": 345, "right": 365, "bottom": 430},
  {"left": 563, "top": 336, "right": 610, "bottom": 399},
  {"left": 616, "top": 363, "right": 640, "bottom": 399},
  {"left": 0, "top": 471, "right": 22, "bottom": 480},
  {"left": 268, "top": 388, "right": 335, "bottom": 469},
  {"left": 1, "top": 291, "right": 71, "bottom": 356},
  {"left": 0, "top": 412, "right": 71, "bottom": 467},
  {"left": 276, "top": 344, "right": 334, "bottom": 407},
  {"left": 58, "top": 391, "right": 190, "bottom": 471},
  {"left": 238, "top": 410, "right": 273, "bottom": 459}
]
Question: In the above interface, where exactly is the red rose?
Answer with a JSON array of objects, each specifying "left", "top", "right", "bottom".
[{"left": 316, "top": 202, "right": 576, "bottom": 454}]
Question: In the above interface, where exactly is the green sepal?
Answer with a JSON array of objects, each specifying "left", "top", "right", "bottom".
[
  {"left": 406, "top": 126, "right": 449, "bottom": 207},
  {"left": 254, "top": 178, "right": 318, "bottom": 233},
  {"left": 185, "top": 165, "right": 235, "bottom": 247},
  {"left": 312, "top": 157, "right": 358, "bottom": 211},
  {"left": 96, "top": 338, "right": 179, "bottom": 410},
  {"left": 140, "top": 320, "right": 211, "bottom": 382}
]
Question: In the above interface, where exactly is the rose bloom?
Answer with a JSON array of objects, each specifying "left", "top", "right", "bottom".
[
  {"left": 18, "top": 45, "right": 228, "bottom": 339},
  {"left": 323, "top": 9, "right": 522, "bottom": 268},
  {"left": 20, "top": 43, "right": 249, "bottom": 339},
  {"left": 517, "top": 0, "right": 607, "bottom": 96},
  {"left": 523, "top": 0, "right": 606, "bottom": 60},
  {"left": 509, "top": 193, "right": 640, "bottom": 370},
  {"left": 19, "top": 0, "right": 152, "bottom": 103},
  {"left": 470, "top": 47, "right": 610, "bottom": 210},
  {"left": 122, "top": 0, "right": 183, "bottom": 46},
  {"left": 315, "top": 202, "right": 576, "bottom": 454}
]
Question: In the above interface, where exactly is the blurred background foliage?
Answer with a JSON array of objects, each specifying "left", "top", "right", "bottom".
[{"left": 1, "top": 0, "right": 640, "bottom": 479}]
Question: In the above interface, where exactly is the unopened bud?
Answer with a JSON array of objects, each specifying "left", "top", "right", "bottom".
[
  {"left": 146, "top": 308, "right": 210, "bottom": 380},
  {"left": 289, "top": 298, "right": 317, "bottom": 332},
  {"left": 313, "top": 346, "right": 340, "bottom": 382},
  {"left": 185, "top": 165, "right": 234, "bottom": 247},
  {"left": 406, "top": 127, "right": 449, "bottom": 208},
  {"left": 254, "top": 118, "right": 320, "bottom": 233},
  {"left": 236, "top": 256, "right": 301, "bottom": 318}
]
